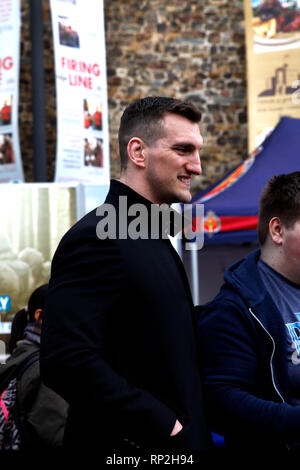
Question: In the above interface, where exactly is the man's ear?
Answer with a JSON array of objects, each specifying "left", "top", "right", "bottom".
[
  {"left": 269, "top": 217, "right": 284, "bottom": 245},
  {"left": 34, "top": 308, "right": 43, "bottom": 323},
  {"left": 127, "top": 137, "right": 146, "bottom": 169}
]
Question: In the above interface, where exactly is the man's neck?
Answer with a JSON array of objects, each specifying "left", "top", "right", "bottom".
[
  {"left": 261, "top": 247, "right": 300, "bottom": 286},
  {"left": 119, "top": 174, "right": 155, "bottom": 204}
]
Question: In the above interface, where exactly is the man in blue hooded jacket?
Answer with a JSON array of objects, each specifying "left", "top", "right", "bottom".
[{"left": 198, "top": 171, "right": 300, "bottom": 452}]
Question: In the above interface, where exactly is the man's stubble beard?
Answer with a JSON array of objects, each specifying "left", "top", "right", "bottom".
[{"left": 146, "top": 168, "right": 191, "bottom": 205}]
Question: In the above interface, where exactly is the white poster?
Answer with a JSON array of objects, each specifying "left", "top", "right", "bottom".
[
  {"left": 244, "top": 0, "right": 300, "bottom": 151},
  {"left": 50, "top": 0, "right": 110, "bottom": 184},
  {"left": 0, "top": 0, "right": 24, "bottom": 182}
]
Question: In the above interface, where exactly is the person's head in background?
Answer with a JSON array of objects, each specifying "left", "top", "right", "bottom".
[
  {"left": 258, "top": 171, "right": 300, "bottom": 285},
  {"left": 9, "top": 284, "right": 48, "bottom": 354}
]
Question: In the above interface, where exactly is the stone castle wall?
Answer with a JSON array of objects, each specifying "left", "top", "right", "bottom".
[{"left": 19, "top": 0, "right": 247, "bottom": 194}]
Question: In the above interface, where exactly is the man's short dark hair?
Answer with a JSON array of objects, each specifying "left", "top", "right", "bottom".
[
  {"left": 118, "top": 96, "right": 202, "bottom": 171},
  {"left": 28, "top": 284, "right": 48, "bottom": 322},
  {"left": 258, "top": 172, "right": 300, "bottom": 246}
]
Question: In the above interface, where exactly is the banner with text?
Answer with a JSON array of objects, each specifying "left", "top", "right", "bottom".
[
  {"left": 50, "top": 0, "right": 110, "bottom": 184},
  {"left": 244, "top": 0, "right": 300, "bottom": 152},
  {"left": 0, "top": 0, "right": 24, "bottom": 182}
]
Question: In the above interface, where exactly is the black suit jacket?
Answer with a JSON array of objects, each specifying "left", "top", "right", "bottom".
[{"left": 40, "top": 180, "right": 211, "bottom": 452}]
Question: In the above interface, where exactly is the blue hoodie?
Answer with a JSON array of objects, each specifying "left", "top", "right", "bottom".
[{"left": 198, "top": 248, "right": 300, "bottom": 451}]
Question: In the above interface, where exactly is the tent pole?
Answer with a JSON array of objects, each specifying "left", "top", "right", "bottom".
[{"left": 191, "top": 247, "right": 199, "bottom": 305}]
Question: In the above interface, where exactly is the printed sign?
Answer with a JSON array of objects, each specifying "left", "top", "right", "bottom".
[
  {"left": 50, "top": 0, "right": 110, "bottom": 183},
  {"left": 0, "top": 0, "right": 24, "bottom": 182},
  {"left": 244, "top": 0, "right": 300, "bottom": 151},
  {"left": 0, "top": 295, "right": 11, "bottom": 312}
]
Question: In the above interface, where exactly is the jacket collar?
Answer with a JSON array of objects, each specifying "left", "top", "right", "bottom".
[
  {"left": 223, "top": 247, "right": 289, "bottom": 401},
  {"left": 105, "top": 179, "right": 184, "bottom": 238},
  {"left": 224, "top": 249, "right": 265, "bottom": 307},
  {"left": 224, "top": 248, "right": 286, "bottom": 327},
  {"left": 106, "top": 179, "right": 154, "bottom": 208}
]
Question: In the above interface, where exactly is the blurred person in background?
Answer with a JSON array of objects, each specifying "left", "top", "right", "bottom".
[
  {"left": 198, "top": 172, "right": 300, "bottom": 453},
  {"left": 1, "top": 284, "right": 68, "bottom": 450}
]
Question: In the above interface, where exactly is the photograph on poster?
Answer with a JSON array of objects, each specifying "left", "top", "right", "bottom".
[
  {"left": 0, "top": 94, "right": 12, "bottom": 126},
  {"left": 0, "top": 134, "right": 14, "bottom": 165},
  {"left": 83, "top": 98, "right": 102, "bottom": 131},
  {"left": 252, "top": 0, "right": 300, "bottom": 44},
  {"left": 84, "top": 136, "right": 103, "bottom": 168},
  {"left": 58, "top": 15, "right": 80, "bottom": 48}
]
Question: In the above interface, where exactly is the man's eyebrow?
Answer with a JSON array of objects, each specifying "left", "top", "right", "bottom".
[{"left": 171, "top": 142, "right": 202, "bottom": 150}]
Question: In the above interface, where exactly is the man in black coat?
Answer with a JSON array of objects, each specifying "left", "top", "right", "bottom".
[{"left": 40, "top": 96, "right": 211, "bottom": 454}]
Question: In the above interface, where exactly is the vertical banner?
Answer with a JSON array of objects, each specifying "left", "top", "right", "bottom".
[
  {"left": 50, "top": 0, "right": 110, "bottom": 184},
  {"left": 244, "top": 0, "right": 300, "bottom": 152},
  {"left": 0, "top": 0, "right": 24, "bottom": 182}
]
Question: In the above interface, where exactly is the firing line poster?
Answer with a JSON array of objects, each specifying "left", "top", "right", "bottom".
[
  {"left": 50, "top": 0, "right": 110, "bottom": 184},
  {"left": 0, "top": 0, "right": 24, "bottom": 183},
  {"left": 244, "top": 0, "right": 300, "bottom": 152}
]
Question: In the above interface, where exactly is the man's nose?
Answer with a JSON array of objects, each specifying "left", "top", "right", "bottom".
[{"left": 186, "top": 152, "right": 202, "bottom": 175}]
